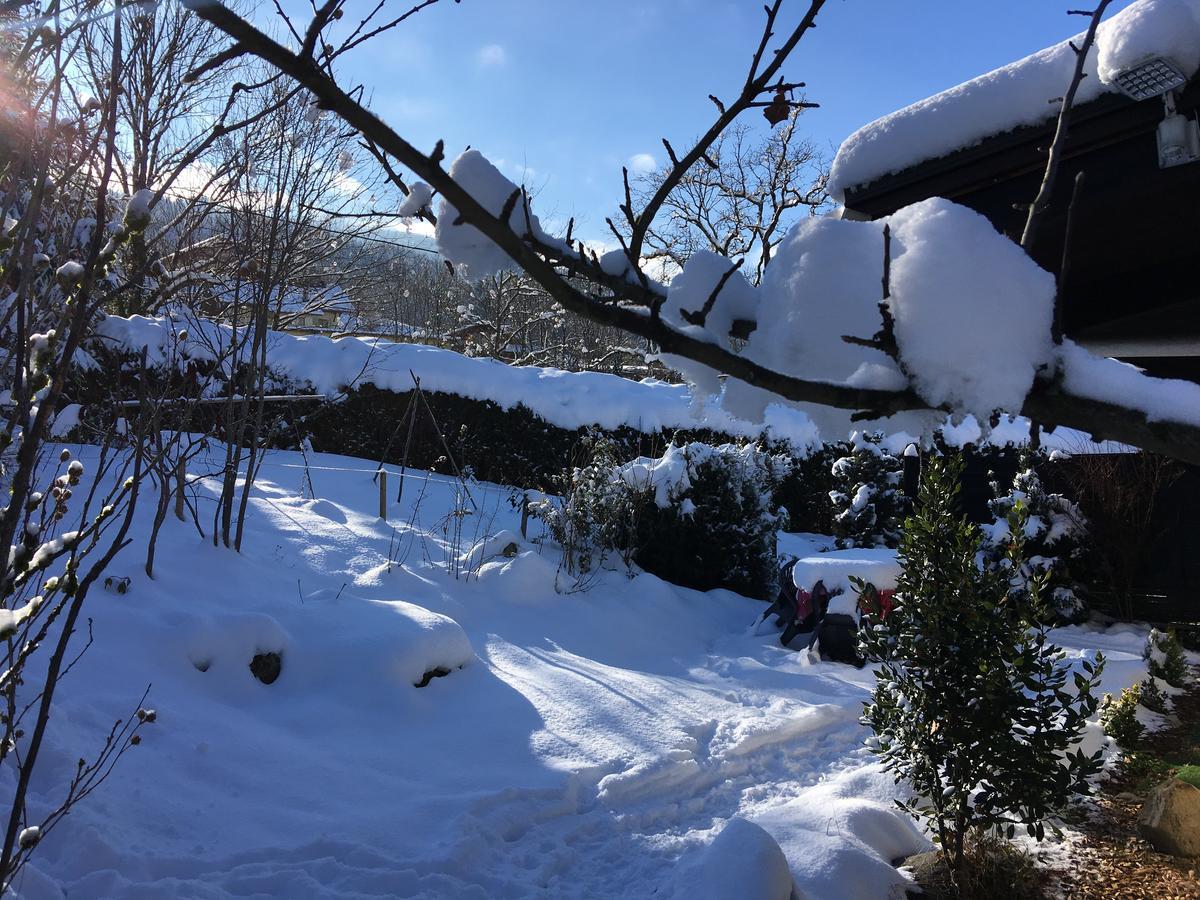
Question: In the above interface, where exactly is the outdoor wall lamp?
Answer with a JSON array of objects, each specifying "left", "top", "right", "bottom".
[{"left": 1112, "top": 55, "right": 1200, "bottom": 169}]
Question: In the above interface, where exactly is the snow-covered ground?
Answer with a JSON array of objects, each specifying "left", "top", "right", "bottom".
[{"left": 8, "top": 445, "right": 1155, "bottom": 899}]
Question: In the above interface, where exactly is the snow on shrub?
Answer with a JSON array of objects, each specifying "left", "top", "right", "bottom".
[
  {"left": 983, "top": 453, "right": 1089, "bottom": 623},
  {"left": 620, "top": 441, "right": 791, "bottom": 600},
  {"left": 532, "top": 436, "right": 642, "bottom": 580},
  {"left": 1138, "top": 675, "right": 1171, "bottom": 714},
  {"left": 671, "top": 818, "right": 794, "bottom": 900},
  {"left": 1144, "top": 627, "right": 1187, "bottom": 688},
  {"left": 828, "top": 432, "right": 903, "bottom": 549},
  {"left": 535, "top": 438, "right": 790, "bottom": 598}
]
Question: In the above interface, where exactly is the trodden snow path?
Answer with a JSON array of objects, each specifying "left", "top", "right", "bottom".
[{"left": 8, "top": 445, "right": 1149, "bottom": 899}]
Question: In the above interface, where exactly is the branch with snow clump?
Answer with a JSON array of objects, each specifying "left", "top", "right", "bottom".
[{"left": 180, "top": 0, "right": 1200, "bottom": 464}]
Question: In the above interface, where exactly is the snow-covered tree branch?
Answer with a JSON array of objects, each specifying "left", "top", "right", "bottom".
[{"left": 181, "top": 0, "right": 1200, "bottom": 465}]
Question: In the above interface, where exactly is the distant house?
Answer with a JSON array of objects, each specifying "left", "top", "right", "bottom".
[
  {"left": 167, "top": 236, "right": 359, "bottom": 335},
  {"left": 275, "top": 284, "right": 356, "bottom": 335},
  {"left": 829, "top": 10, "right": 1200, "bottom": 384}
]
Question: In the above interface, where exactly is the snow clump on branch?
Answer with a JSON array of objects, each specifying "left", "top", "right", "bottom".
[
  {"left": 430, "top": 148, "right": 1198, "bottom": 446},
  {"left": 435, "top": 150, "right": 562, "bottom": 277},
  {"left": 396, "top": 182, "right": 433, "bottom": 218}
]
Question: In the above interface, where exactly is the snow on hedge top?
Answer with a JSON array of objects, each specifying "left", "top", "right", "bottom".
[
  {"left": 829, "top": 0, "right": 1200, "bottom": 201},
  {"left": 92, "top": 314, "right": 822, "bottom": 445},
  {"left": 436, "top": 150, "right": 562, "bottom": 277}
]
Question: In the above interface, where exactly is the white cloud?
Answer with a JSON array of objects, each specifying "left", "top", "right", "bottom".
[
  {"left": 477, "top": 44, "right": 507, "bottom": 67},
  {"left": 332, "top": 171, "right": 364, "bottom": 196},
  {"left": 628, "top": 153, "right": 657, "bottom": 174}
]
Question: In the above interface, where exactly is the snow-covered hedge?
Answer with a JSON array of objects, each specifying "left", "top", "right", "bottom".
[{"left": 86, "top": 313, "right": 822, "bottom": 444}]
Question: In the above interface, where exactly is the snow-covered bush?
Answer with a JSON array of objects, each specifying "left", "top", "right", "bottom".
[
  {"left": 770, "top": 440, "right": 840, "bottom": 535},
  {"left": 620, "top": 441, "right": 791, "bottom": 600},
  {"left": 860, "top": 455, "right": 1104, "bottom": 883},
  {"left": 532, "top": 436, "right": 641, "bottom": 579},
  {"left": 983, "top": 455, "right": 1088, "bottom": 623},
  {"left": 828, "top": 432, "right": 904, "bottom": 549},
  {"left": 1144, "top": 627, "right": 1187, "bottom": 688},
  {"left": 1099, "top": 684, "right": 1144, "bottom": 747},
  {"left": 535, "top": 439, "right": 790, "bottom": 598}
]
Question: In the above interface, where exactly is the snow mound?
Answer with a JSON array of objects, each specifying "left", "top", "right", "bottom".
[
  {"left": 829, "top": 0, "right": 1200, "bottom": 200},
  {"left": 791, "top": 547, "right": 901, "bottom": 595},
  {"left": 753, "top": 766, "right": 928, "bottom": 900},
  {"left": 295, "top": 595, "right": 474, "bottom": 688},
  {"left": 473, "top": 548, "right": 562, "bottom": 601},
  {"left": 177, "top": 599, "right": 473, "bottom": 691},
  {"left": 462, "top": 529, "right": 524, "bottom": 567},
  {"left": 179, "top": 612, "right": 291, "bottom": 690},
  {"left": 671, "top": 818, "right": 796, "bottom": 900}
]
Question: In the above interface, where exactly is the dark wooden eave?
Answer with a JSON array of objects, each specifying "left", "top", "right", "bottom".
[{"left": 842, "top": 76, "right": 1200, "bottom": 383}]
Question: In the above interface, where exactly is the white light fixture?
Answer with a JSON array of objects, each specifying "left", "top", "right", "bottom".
[
  {"left": 1156, "top": 91, "right": 1200, "bottom": 168},
  {"left": 1111, "top": 56, "right": 1199, "bottom": 169}
]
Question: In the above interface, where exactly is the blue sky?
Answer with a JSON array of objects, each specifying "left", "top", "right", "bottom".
[{"left": 276, "top": 0, "right": 1139, "bottom": 244}]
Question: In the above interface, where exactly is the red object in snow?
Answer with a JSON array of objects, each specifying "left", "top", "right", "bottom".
[{"left": 795, "top": 588, "right": 812, "bottom": 623}]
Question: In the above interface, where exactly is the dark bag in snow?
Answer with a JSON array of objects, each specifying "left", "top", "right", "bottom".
[
  {"left": 760, "top": 560, "right": 833, "bottom": 647},
  {"left": 814, "top": 612, "right": 865, "bottom": 668},
  {"left": 767, "top": 557, "right": 799, "bottom": 626},
  {"left": 780, "top": 580, "right": 829, "bottom": 647}
]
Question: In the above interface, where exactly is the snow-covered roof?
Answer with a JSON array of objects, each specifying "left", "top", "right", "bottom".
[
  {"left": 277, "top": 283, "right": 354, "bottom": 316},
  {"left": 208, "top": 280, "right": 355, "bottom": 317},
  {"left": 829, "top": 0, "right": 1200, "bottom": 202}
]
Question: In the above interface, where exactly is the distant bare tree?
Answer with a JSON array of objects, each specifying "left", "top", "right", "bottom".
[{"left": 636, "top": 110, "right": 828, "bottom": 284}]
